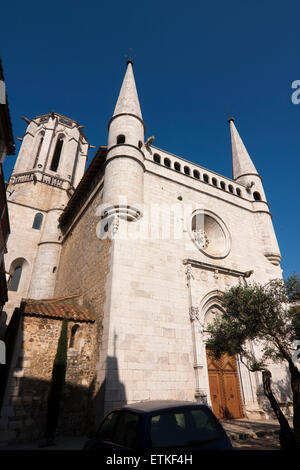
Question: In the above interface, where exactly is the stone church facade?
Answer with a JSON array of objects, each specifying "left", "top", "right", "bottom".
[{"left": 0, "top": 61, "right": 291, "bottom": 442}]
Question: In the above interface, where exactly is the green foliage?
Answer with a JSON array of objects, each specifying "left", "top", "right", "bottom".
[
  {"left": 205, "top": 274, "right": 300, "bottom": 449},
  {"left": 45, "top": 318, "right": 68, "bottom": 439},
  {"left": 290, "top": 305, "right": 300, "bottom": 341},
  {"left": 285, "top": 273, "right": 300, "bottom": 303},
  {"left": 205, "top": 276, "right": 300, "bottom": 369}
]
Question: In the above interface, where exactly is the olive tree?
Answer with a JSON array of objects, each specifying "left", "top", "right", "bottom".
[{"left": 204, "top": 274, "right": 300, "bottom": 450}]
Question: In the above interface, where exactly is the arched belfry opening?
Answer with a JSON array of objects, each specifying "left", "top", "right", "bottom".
[
  {"left": 32, "top": 132, "right": 44, "bottom": 168},
  {"left": 203, "top": 303, "right": 244, "bottom": 420},
  {"left": 50, "top": 136, "right": 64, "bottom": 172}
]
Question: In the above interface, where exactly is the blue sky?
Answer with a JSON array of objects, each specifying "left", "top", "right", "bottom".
[{"left": 1, "top": 0, "right": 299, "bottom": 278}]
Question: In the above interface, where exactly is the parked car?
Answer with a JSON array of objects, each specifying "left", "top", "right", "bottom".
[{"left": 83, "top": 400, "right": 232, "bottom": 451}]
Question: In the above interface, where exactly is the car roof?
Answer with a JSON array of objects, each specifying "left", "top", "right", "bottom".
[{"left": 118, "top": 400, "right": 210, "bottom": 414}]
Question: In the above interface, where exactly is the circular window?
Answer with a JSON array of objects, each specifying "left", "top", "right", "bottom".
[{"left": 188, "top": 210, "right": 231, "bottom": 259}]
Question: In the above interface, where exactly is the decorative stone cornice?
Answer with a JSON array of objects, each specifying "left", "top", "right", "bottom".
[
  {"left": 108, "top": 113, "right": 146, "bottom": 132},
  {"left": 183, "top": 258, "right": 254, "bottom": 278},
  {"left": 105, "top": 154, "right": 145, "bottom": 172},
  {"left": 264, "top": 252, "right": 281, "bottom": 266},
  {"left": 107, "top": 143, "right": 145, "bottom": 160},
  {"left": 9, "top": 170, "right": 74, "bottom": 191}
]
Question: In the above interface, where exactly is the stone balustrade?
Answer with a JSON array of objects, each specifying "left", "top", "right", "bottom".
[{"left": 9, "top": 170, "right": 70, "bottom": 190}]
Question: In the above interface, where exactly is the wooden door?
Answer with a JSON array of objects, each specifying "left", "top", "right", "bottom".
[
  {"left": 206, "top": 349, "right": 243, "bottom": 420},
  {"left": 208, "top": 372, "right": 223, "bottom": 419}
]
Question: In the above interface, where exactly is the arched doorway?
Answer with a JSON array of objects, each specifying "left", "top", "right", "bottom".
[
  {"left": 206, "top": 349, "right": 243, "bottom": 420},
  {"left": 203, "top": 303, "right": 243, "bottom": 420}
]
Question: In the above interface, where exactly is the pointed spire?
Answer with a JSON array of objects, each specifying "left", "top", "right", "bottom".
[
  {"left": 113, "top": 60, "right": 142, "bottom": 119},
  {"left": 228, "top": 118, "right": 259, "bottom": 180}
]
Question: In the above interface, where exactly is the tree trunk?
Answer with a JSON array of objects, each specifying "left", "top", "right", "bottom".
[
  {"left": 289, "top": 361, "right": 300, "bottom": 449},
  {"left": 262, "top": 369, "right": 296, "bottom": 450}
]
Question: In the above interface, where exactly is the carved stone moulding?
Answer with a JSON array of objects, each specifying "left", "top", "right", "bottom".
[
  {"left": 102, "top": 204, "right": 142, "bottom": 222},
  {"left": 264, "top": 252, "right": 281, "bottom": 266},
  {"left": 189, "top": 306, "right": 199, "bottom": 322},
  {"left": 188, "top": 209, "right": 231, "bottom": 259}
]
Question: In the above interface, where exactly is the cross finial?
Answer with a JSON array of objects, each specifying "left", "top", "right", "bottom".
[
  {"left": 125, "top": 48, "right": 135, "bottom": 65},
  {"left": 226, "top": 104, "right": 234, "bottom": 123}
]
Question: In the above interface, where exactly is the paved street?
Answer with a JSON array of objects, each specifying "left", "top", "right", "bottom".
[
  {"left": 0, "top": 418, "right": 292, "bottom": 451},
  {"left": 232, "top": 434, "right": 280, "bottom": 450}
]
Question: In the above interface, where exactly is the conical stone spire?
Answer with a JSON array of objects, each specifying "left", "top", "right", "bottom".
[
  {"left": 228, "top": 118, "right": 258, "bottom": 180},
  {"left": 113, "top": 61, "right": 142, "bottom": 119}
]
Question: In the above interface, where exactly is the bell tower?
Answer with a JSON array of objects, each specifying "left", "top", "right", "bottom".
[
  {"left": 13, "top": 112, "right": 87, "bottom": 187},
  {"left": 2, "top": 112, "right": 89, "bottom": 331}
]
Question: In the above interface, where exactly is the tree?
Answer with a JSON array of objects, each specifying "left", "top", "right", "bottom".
[
  {"left": 204, "top": 274, "right": 300, "bottom": 450},
  {"left": 44, "top": 318, "right": 68, "bottom": 445}
]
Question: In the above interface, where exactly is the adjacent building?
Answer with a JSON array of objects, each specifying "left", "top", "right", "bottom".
[{"left": 0, "top": 58, "right": 15, "bottom": 315}]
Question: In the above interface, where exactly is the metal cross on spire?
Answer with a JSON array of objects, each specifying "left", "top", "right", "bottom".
[
  {"left": 124, "top": 48, "right": 135, "bottom": 65},
  {"left": 226, "top": 104, "right": 235, "bottom": 122}
]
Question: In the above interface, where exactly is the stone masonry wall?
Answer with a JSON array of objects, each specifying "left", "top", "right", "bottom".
[
  {"left": 54, "top": 186, "right": 112, "bottom": 422},
  {"left": 0, "top": 315, "right": 96, "bottom": 443},
  {"left": 54, "top": 187, "right": 111, "bottom": 322}
]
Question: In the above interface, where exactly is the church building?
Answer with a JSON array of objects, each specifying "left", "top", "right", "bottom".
[{"left": 0, "top": 61, "right": 291, "bottom": 443}]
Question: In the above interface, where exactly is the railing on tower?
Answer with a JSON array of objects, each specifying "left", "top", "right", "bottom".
[{"left": 9, "top": 170, "right": 69, "bottom": 190}]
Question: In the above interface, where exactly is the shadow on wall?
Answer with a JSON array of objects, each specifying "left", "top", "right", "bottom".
[
  {"left": 0, "top": 319, "right": 127, "bottom": 443},
  {"left": 93, "top": 332, "right": 127, "bottom": 426},
  {"left": 257, "top": 371, "right": 293, "bottom": 418},
  {"left": 1, "top": 377, "right": 96, "bottom": 442}
]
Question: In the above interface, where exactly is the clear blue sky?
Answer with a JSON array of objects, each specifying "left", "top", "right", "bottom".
[{"left": 1, "top": 0, "right": 299, "bottom": 278}]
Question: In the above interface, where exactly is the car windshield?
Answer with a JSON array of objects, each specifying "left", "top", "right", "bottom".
[
  {"left": 97, "top": 411, "right": 141, "bottom": 449},
  {"left": 150, "top": 407, "right": 224, "bottom": 448}
]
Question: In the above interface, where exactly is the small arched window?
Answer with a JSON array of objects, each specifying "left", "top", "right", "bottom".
[
  {"left": 193, "top": 170, "right": 200, "bottom": 179},
  {"left": 212, "top": 177, "right": 217, "bottom": 186},
  {"left": 164, "top": 158, "right": 171, "bottom": 168},
  {"left": 50, "top": 137, "right": 64, "bottom": 172},
  {"left": 33, "top": 133, "right": 44, "bottom": 168},
  {"left": 228, "top": 185, "right": 234, "bottom": 193},
  {"left": 9, "top": 266, "right": 22, "bottom": 292},
  {"left": 203, "top": 174, "right": 209, "bottom": 183},
  {"left": 174, "top": 162, "right": 181, "bottom": 172},
  {"left": 220, "top": 181, "right": 226, "bottom": 190},
  {"left": 69, "top": 324, "right": 80, "bottom": 348},
  {"left": 153, "top": 154, "right": 161, "bottom": 164},
  {"left": 184, "top": 166, "right": 190, "bottom": 176},
  {"left": 32, "top": 213, "right": 43, "bottom": 230},
  {"left": 236, "top": 188, "right": 241, "bottom": 197},
  {"left": 253, "top": 191, "right": 261, "bottom": 201},
  {"left": 138, "top": 141, "right": 143, "bottom": 149},
  {"left": 117, "top": 135, "right": 125, "bottom": 144}
]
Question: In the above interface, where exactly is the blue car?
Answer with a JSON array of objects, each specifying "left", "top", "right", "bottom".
[{"left": 83, "top": 400, "right": 232, "bottom": 451}]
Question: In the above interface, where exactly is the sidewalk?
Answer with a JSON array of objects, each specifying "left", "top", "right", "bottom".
[{"left": 221, "top": 418, "right": 291, "bottom": 441}]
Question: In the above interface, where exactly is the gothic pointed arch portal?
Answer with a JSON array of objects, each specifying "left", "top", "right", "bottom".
[{"left": 204, "top": 306, "right": 244, "bottom": 420}]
